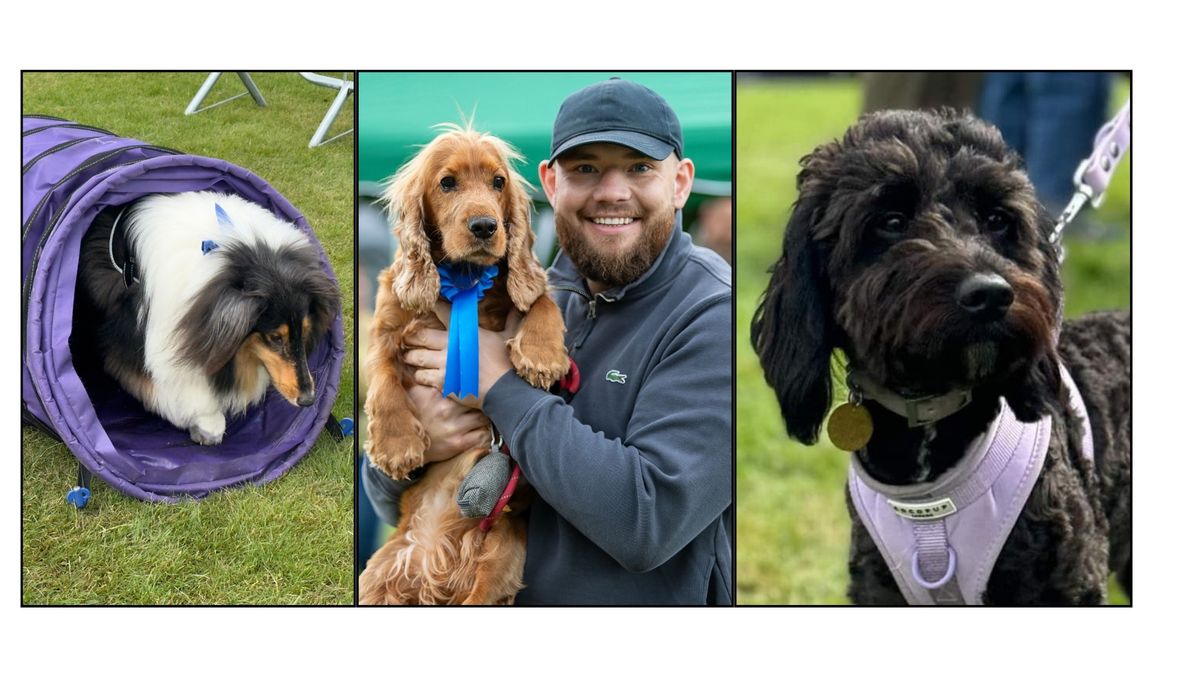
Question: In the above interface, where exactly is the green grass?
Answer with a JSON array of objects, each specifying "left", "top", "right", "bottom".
[
  {"left": 735, "top": 75, "right": 1131, "bottom": 605},
  {"left": 22, "top": 72, "right": 354, "bottom": 605}
]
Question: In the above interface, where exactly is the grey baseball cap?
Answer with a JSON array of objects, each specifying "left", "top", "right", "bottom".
[{"left": 549, "top": 78, "right": 684, "bottom": 163}]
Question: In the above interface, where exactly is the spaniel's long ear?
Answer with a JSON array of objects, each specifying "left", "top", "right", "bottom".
[
  {"left": 384, "top": 164, "right": 440, "bottom": 313},
  {"left": 750, "top": 181, "right": 835, "bottom": 445},
  {"left": 503, "top": 176, "right": 545, "bottom": 311}
]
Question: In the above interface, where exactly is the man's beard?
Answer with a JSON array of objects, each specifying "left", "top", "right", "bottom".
[{"left": 555, "top": 208, "right": 675, "bottom": 289}]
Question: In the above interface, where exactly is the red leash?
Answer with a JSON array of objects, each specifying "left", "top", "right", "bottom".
[
  {"left": 478, "top": 358, "right": 580, "bottom": 532},
  {"left": 478, "top": 445, "right": 520, "bottom": 532}
]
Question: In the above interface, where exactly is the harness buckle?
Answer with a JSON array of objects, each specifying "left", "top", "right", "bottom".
[{"left": 903, "top": 389, "right": 972, "bottom": 428}]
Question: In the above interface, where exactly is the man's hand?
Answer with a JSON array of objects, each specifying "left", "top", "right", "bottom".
[
  {"left": 404, "top": 303, "right": 521, "bottom": 409},
  {"left": 407, "top": 384, "right": 493, "bottom": 463}
]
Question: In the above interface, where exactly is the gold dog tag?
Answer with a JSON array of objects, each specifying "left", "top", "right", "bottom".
[{"left": 827, "top": 402, "right": 873, "bottom": 452}]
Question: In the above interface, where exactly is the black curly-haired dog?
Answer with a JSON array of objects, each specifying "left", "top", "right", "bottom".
[{"left": 752, "top": 109, "right": 1130, "bottom": 605}]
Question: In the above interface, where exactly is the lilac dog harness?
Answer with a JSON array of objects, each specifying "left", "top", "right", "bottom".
[{"left": 847, "top": 365, "right": 1093, "bottom": 604}]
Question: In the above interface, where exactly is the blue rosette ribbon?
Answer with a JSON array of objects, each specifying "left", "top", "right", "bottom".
[{"left": 437, "top": 263, "right": 499, "bottom": 398}]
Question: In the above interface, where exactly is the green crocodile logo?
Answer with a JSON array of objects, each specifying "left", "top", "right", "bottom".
[{"left": 605, "top": 369, "right": 627, "bottom": 384}]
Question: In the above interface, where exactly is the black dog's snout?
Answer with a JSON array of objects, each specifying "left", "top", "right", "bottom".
[
  {"left": 956, "top": 273, "right": 1014, "bottom": 320},
  {"left": 297, "top": 390, "right": 315, "bottom": 407},
  {"left": 468, "top": 216, "right": 498, "bottom": 240}
]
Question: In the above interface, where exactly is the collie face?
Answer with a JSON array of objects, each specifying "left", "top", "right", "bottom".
[{"left": 78, "top": 191, "right": 339, "bottom": 445}]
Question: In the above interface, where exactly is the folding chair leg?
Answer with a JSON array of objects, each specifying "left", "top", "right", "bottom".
[
  {"left": 308, "top": 81, "right": 353, "bottom": 148},
  {"left": 184, "top": 72, "right": 222, "bottom": 115},
  {"left": 184, "top": 72, "right": 267, "bottom": 116},
  {"left": 238, "top": 72, "right": 268, "bottom": 107}
]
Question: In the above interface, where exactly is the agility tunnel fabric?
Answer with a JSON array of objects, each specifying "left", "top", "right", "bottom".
[{"left": 21, "top": 115, "right": 345, "bottom": 503}]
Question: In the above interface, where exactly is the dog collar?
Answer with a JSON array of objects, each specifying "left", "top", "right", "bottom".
[
  {"left": 107, "top": 203, "right": 139, "bottom": 287},
  {"left": 848, "top": 370, "right": 972, "bottom": 428}
]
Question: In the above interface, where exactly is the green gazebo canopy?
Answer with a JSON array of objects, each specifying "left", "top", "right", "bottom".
[{"left": 359, "top": 72, "right": 731, "bottom": 199}]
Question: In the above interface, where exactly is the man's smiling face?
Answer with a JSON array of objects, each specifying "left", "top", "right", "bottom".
[{"left": 540, "top": 142, "right": 694, "bottom": 292}]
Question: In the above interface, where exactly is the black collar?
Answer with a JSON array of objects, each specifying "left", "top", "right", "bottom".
[{"left": 107, "top": 204, "right": 139, "bottom": 287}]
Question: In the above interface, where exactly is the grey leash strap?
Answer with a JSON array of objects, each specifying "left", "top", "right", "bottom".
[{"left": 1050, "top": 98, "right": 1131, "bottom": 262}]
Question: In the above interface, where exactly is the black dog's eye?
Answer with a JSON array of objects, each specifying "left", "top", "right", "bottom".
[
  {"left": 267, "top": 333, "right": 284, "bottom": 347},
  {"left": 440, "top": 176, "right": 457, "bottom": 192},
  {"left": 873, "top": 212, "right": 908, "bottom": 237},
  {"left": 493, "top": 176, "right": 506, "bottom": 191},
  {"left": 984, "top": 209, "right": 1012, "bottom": 235}
]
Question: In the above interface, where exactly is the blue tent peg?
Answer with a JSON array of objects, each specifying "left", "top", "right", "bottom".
[{"left": 66, "top": 486, "right": 91, "bottom": 509}]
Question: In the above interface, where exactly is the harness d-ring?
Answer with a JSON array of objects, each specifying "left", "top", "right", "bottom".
[{"left": 912, "top": 547, "right": 957, "bottom": 590}]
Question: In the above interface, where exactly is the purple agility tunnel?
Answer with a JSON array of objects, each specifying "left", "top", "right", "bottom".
[{"left": 21, "top": 115, "right": 346, "bottom": 504}]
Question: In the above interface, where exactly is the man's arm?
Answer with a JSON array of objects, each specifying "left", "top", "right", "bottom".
[
  {"left": 483, "top": 297, "right": 732, "bottom": 573},
  {"left": 361, "top": 456, "right": 422, "bottom": 527}
]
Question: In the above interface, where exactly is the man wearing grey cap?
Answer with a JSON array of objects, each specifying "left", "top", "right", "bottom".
[{"left": 368, "top": 77, "right": 732, "bottom": 605}]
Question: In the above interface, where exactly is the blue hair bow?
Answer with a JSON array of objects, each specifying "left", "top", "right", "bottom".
[
  {"left": 437, "top": 263, "right": 499, "bottom": 398},
  {"left": 203, "top": 203, "right": 237, "bottom": 255}
]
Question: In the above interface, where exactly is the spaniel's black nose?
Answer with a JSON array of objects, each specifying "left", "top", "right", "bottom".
[{"left": 469, "top": 216, "right": 498, "bottom": 240}]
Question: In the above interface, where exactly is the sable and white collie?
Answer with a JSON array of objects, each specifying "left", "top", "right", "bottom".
[{"left": 76, "top": 191, "right": 339, "bottom": 445}]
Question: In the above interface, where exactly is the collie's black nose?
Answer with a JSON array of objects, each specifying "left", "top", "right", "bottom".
[
  {"left": 469, "top": 216, "right": 498, "bottom": 240},
  {"left": 956, "top": 273, "right": 1014, "bottom": 320},
  {"left": 297, "top": 391, "right": 315, "bottom": 407}
]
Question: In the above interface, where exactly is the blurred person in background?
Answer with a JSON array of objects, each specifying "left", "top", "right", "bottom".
[
  {"left": 978, "top": 71, "right": 1116, "bottom": 235},
  {"left": 862, "top": 71, "right": 983, "bottom": 113},
  {"left": 694, "top": 196, "right": 732, "bottom": 263}
]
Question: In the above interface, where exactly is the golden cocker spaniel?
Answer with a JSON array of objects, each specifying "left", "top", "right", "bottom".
[{"left": 359, "top": 124, "right": 569, "bottom": 605}]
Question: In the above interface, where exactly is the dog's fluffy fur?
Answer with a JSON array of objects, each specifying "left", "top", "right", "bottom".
[
  {"left": 752, "top": 109, "right": 1131, "bottom": 605},
  {"left": 76, "top": 191, "right": 339, "bottom": 445},
  {"left": 359, "top": 124, "right": 569, "bottom": 605}
]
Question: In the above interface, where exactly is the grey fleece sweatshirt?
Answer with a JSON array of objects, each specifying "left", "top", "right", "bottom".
[
  {"left": 362, "top": 218, "right": 732, "bottom": 605},
  {"left": 483, "top": 219, "right": 732, "bottom": 605}
]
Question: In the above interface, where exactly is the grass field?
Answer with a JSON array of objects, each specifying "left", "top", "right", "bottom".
[
  {"left": 735, "top": 75, "right": 1131, "bottom": 605},
  {"left": 21, "top": 72, "right": 355, "bottom": 605}
]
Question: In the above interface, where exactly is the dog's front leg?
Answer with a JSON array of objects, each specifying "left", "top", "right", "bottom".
[
  {"left": 365, "top": 270, "right": 431, "bottom": 480},
  {"left": 144, "top": 369, "right": 227, "bottom": 445},
  {"left": 507, "top": 294, "right": 569, "bottom": 390}
]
